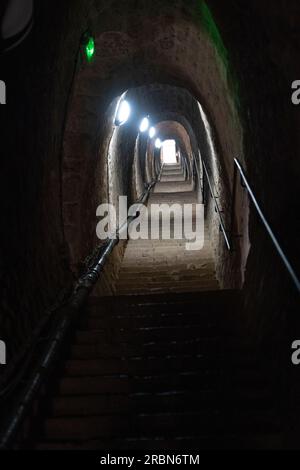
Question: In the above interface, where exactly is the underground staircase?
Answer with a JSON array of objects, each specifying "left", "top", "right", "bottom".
[
  {"left": 31, "top": 291, "right": 281, "bottom": 450},
  {"left": 116, "top": 163, "right": 218, "bottom": 296},
  {"left": 14, "top": 163, "right": 284, "bottom": 450}
]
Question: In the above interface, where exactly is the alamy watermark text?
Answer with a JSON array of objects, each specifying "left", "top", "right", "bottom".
[
  {"left": 96, "top": 197, "right": 205, "bottom": 251},
  {"left": 0, "top": 340, "right": 6, "bottom": 365},
  {"left": 292, "top": 341, "right": 300, "bottom": 366},
  {"left": 0, "top": 80, "right": 6, "bottom": 104},
  {"left": 292, "top": 80, "right": 300, "bottom": 105}
]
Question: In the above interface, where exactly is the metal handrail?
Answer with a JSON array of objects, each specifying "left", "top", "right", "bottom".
[
  {"left": 233, "top": 158, "right": 300, "bottom": 293},
  {"left": 194, "top": 156, "right": 204, "bottom": 204},
  {"left": 0, "top": 288, "right": 71, "bottom": 402},
  {"left": 202, "top": 160, "right": 232, "bottom": 251},
  {"left": 0, "top": 175, "right": 159, "bottom": 450}
]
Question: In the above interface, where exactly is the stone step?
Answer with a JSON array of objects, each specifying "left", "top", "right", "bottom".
[
  {"left": 116, "top": 279, "right": 219, "bottom": 286},
  {"left": 70, "top": 332, "right": 249, "bottom": 356},
  {"left": 122, "top": 248, "right": 212, "bottom": 255},
  {"left": 123, "top": 246, "right": 212, "bottom": 254},
  {"left": 50, "top": 389, "right": 274, "bottom": 418},
  {"left": 120, "top": 265, "right": 214, "bottom": 272},
  {"left": 117, "top": 273, "right": 218, "bottom": 281},
  {"left": 69, "top": 341, "right": 258, "bottom": 364},
  {"left": 36, "top": 433, "right": 283, "bottom": 450},
  {"left": 120, "top": 255, "right": 215, "bottom": 263},
  {"left": 70, "top": 336, "right": 219, "bottom": 358},
  {"left": 59, "top": 376, "right": 131, "bottom": 396},
  {"left": 79, "top": 311, "right": 221, "bottom": 329},
  {"left": 43, "top": 410, "right": 279, "bottom": 441},
  {"left": 116, "top": 280, "right": 219, "bottom": 289},
  {"left": 85, "top": 303, "right": 230, "bottom": 318},
  {"left": 88, "top": 289, "right": 237, "bottom": 309},
  {"left": 58, "top": 368, "right": 270, "bottom": 398},
  {"left": 116, "top": 284, "right": 220, "bottom": 295},
  {"left": 51, "top": 391, "right": 218, "bottom": 417},
  {"left": 63, "top": 354, "right": 222, "bottom": 377},
  {"left": 119, "top": 263, "right": 215, "bottom": 272},
  {"left": 74, "top": 325, "right": 221, "bottom": 345}
]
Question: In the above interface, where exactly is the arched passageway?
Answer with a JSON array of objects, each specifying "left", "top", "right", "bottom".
[{"left": 0, "top": 0, "right": 300, "bottom": 451}]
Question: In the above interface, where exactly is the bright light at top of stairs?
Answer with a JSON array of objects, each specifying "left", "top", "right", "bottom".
[{"left": 162, "top": 139, "right": 177, "bottom": 164}]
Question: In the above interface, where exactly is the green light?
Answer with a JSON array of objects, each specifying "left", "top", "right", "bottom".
[
  {"left": 193, "top": 2, "right": 241, "bottom": 108},
  {"left": 196, "top": 1, "right": 229, "bottom": 69},
  {"left": 85, "top": 37, "right": 95, "bottom": 62}
]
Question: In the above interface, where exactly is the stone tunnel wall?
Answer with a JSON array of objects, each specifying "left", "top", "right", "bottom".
[
  {"left": 209, "top": 0, "right": 300, "bottom": 343},
  {"left": 0, "top": 0, "right": 94, "bottom": 380}
]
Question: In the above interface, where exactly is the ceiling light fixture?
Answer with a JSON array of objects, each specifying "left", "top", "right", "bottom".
[
  {"left": 139, "top": 117, "right": 150, "bottom": 133},
  {"left": 115, "top": 99, "right": 131, "bottom": 126}
]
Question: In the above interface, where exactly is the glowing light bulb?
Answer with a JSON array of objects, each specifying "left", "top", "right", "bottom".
[
  {"left": 149, "top": 127, "right": 156, "bottom": 138},
  {"left": 115, "top": 100, "right": 131, "bottom": 126},
  {"left": 155, "top": 138, "right": 162, "bottom": 149},
  {"left": 139, "top": 117, "right": 150, "bottom": 133}
]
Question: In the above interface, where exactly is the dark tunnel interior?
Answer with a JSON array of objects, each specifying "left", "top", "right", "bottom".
[{"left": 0, "top": 0, "right": 300, "bottom": 452}]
